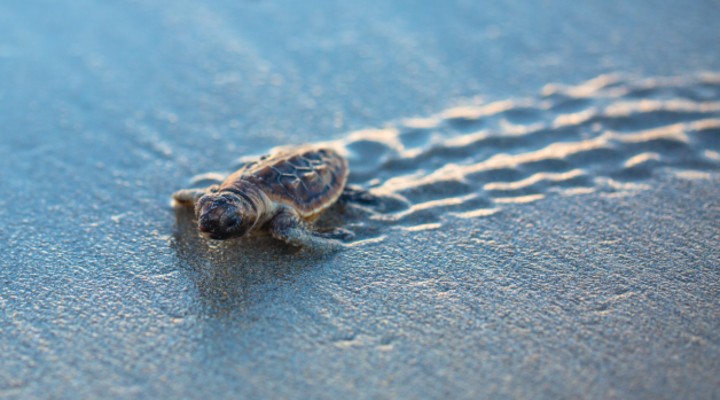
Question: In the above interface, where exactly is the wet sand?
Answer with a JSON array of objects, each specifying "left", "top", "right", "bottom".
[{"left": 1, "top": 1, "right": 720, "bottom": 399}]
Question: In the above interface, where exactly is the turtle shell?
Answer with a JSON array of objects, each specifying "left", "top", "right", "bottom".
[{"left": 222, "top": 147, "right": 349, "bottom": 218}]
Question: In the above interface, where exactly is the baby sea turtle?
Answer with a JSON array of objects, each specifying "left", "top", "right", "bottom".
[{"left": 173, "top": 146, "right": 368, "bottom": 251}]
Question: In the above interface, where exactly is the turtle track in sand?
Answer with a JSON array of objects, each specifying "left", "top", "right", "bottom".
[{"left": 192, "top": 73, "right": 720, "bottom": 244}]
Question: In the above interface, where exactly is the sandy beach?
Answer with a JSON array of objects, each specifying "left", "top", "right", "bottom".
[{"left": 1, "top": 1, "right": 719, "bottom": 398}]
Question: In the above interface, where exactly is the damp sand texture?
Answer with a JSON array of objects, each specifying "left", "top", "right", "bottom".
[{"left": 2, "top": 1, "right": 720, "bottom": 400}]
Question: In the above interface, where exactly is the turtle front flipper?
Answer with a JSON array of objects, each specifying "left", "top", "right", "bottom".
[
  {"left": 172, "top": 185, "right": 218, "bottom": 206},
  {"left": 269, "top": 208, "right": 345, "bottom": 252}
]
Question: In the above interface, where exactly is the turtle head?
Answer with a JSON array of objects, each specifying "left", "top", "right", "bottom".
[{"left": 195, "top": 191, "right": 257, "bottom": 240}]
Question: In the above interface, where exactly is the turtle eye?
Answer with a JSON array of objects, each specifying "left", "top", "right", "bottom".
[{"left": 228, "top": 214, "right": 242, "bottom": 229}]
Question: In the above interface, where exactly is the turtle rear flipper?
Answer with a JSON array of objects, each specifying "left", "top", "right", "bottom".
[{"left": 340, "top": 185, "right": 378, "bottom": 205}]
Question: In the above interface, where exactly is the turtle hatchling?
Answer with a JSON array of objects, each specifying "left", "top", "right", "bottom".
[{"left": 173, "top": 146, "right": 368, "bottom": 251}]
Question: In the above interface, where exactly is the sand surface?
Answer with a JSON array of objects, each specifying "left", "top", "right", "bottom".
[{"left": 1, "top": 1, "right": 719, "bottom": 399}]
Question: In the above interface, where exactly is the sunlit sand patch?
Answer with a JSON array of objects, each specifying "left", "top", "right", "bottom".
[
  {"left": 332, "top": 128, "right": 404, "bottom": 160},
  {"left": 700, "top": 71, "right": 720, "bottom": 84},
  {"left": 452, "top": 208, "right": 501, "bottom": 219},
  {"left": 554, "top": 187, "right": 596, "bottom": 197},
  {"left": 483, "top": 169, "right": 586, "bottom": 191},
  {"left": 552, "top": 107, "right": 598, "bottom": 128},
  {"left": 542, "top": 74, "right": 623, "bottom": 98},
  {"left": 399, "top": 223, "right": 442, "bottom": 232},
  {"left": 384, "top": 137, "right": 609, "bottom": 194},
  {"left": 705, "top": 150, "right": 720, "bottom": 161},
  {"left": 604, "top": 99, "right": 720, "bottom": 117},
  {"left": 398, "top": 148, "right": 425, "bottom": 159},
  {"left": 609, "top": 123, "right": 689, "bottom": 144},
  {"left": 673, "top": 170, "right": 713, "bottom": 180},
  {"left": 439, "top": 100, "right": 518, "bottom": 121},
  {"left": 444, "top": 130, "right": 490, "bottom": 148},
  {"left": 386, "top": 194, "right": 479, "bottom": 220},
  {"left": 405, "top": 194, "right": 474, "bottom": 212},
  {"left": 438, "top": 105, "right": 484, "bottom": 121},
  {"left": 346, "top": 128, "right": 402, "bottom": 149},
  {"left": 347, "top": 235, "right": 387, "bottom": 247},
  {"left": 690, "top": 118, "right": 720, "bottom": 131},
  {"left": 635, "top": 75, "right": 703, "bottom": 93},
  {"left": 498, "top": 119, "right": 545, "bottom": 135},
  {"left": 494, "top": 194, "right": 545, "bottom": 204},
  {"left": 373, "top": 170, "right": 434, "bottom": 197},
  {"left": 624, "top": 153, "right": 661, "bottom": 168},
  {"left": 402, "top": 117, "right": 441, "bottom": 130},
  {"left": 597, "top": 178, "right": 652, "bottom": 192},
  {"left": 190, "top": 172, "right": 227, "bottom": 185}
]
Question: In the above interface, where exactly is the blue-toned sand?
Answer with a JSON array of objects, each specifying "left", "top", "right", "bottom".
[{"left": 1, "top": 1, "right": 719, "bottom": 399}]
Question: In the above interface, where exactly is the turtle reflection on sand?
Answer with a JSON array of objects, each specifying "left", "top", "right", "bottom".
[{"left": 173, "top": 146, "right": 373, "bottom": 252}]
